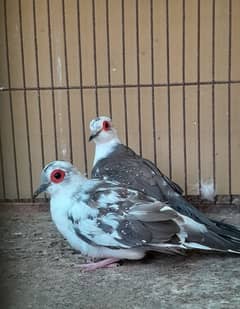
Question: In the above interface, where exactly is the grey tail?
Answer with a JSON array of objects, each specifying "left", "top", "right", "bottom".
[
  {"left": 186, "top": 226, "right": 240, "bottom": 254},
  {"left": 210, "top": 219, "right": 240, "bottom": 242}
]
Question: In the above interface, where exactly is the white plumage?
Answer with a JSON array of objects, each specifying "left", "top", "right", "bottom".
[
  {"left": 34, "top": 160, "right": 240, "bottom": 271},
  {"left": 200, "top": 180, "right": 216, "bottom": 201}
]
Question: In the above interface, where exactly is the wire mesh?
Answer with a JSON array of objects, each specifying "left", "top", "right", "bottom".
[{"left": 0, "top": 0, "right": 239, "bottom": 202}]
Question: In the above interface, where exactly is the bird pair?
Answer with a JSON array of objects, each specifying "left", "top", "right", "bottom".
[{"left": 34, "top": 116, "right": 240, "bottom": 271}]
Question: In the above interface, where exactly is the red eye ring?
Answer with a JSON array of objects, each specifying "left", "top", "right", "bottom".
[
  {"left": 50, "top": 169, "right": 66, "bottom": 184},
  {"left": 102, "top": 120, "right": 110, "bottom": 131}
]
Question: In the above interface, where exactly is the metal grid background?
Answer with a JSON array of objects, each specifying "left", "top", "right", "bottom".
[{"left": 0, "top": 0, "right": 240, "bottom": 202}]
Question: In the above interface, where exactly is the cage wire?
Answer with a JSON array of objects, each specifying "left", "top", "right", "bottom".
[{"left": 0, "top": 0, "right": 240, "bottom": 203}]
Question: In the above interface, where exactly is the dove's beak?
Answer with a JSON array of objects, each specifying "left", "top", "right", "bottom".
[
  {"left": 88, "top": 129, "right": 102, "bottom": 142},
  {"left": 33, "top": 183, "right": 50, "bottom": 199}
]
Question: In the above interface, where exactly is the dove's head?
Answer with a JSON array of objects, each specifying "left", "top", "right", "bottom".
[
  {"left": 89, "top": 116, "right": 120, "bottom": 144},
  {"left": 33, "top": 161, "right": 85, "bottom": 198}
]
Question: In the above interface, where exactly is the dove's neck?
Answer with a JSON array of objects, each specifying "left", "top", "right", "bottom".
[
  {"left": 50, "top": 175, "right": 87, "bottom": 235},
  {"left": 93, "top": 137, "right": 120, "bottom": 167},
  {"left": 50, "top": 176, "right": 100, "bottom": 254}
]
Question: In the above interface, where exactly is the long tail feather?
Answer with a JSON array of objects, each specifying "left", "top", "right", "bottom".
[{"left": 210, "top": 219, "right": 240, "bottom": 243}]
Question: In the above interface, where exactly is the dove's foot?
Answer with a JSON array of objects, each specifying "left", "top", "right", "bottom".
[{"left": 80, "top": 258, "right": 120, "bottom": 271}]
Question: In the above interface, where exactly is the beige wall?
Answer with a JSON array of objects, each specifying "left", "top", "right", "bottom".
[{"left": 0, "top": 0, "right": 240, "bottom": 200}]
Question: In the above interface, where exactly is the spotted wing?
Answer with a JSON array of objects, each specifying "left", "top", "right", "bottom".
[
  {"left": 91, "top": 144, "right": 183, "bottom": 202},
  {"left": 68, "top": 184, "right": 180, "bottom": 249}
]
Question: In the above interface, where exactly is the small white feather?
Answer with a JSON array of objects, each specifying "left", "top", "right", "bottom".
[
  {"left": 200, "top": 180, "right": 215, "bottom": 201},
  {"left": 190, "top": 180, "right": 216, "bottom": 201}
]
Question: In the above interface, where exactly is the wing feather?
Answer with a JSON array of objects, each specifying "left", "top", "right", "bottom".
[
  {"left": 91, "top": 144, "right": 183, "bottom": 200},
  {"left": 68, "top": 184, "right": 181, "bottom": 249}
]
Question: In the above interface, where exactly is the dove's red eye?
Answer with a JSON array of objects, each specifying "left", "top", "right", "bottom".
[
  {"left": 102, "top": 121, "right": 110, "bottom": 131},
  {"left": 50, "top": 169, "right": 65, "bottom": 183}
]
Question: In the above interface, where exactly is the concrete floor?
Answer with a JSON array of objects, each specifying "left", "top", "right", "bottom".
[{"left": 1, "top": 203, "right": 240, "bottom": 309}]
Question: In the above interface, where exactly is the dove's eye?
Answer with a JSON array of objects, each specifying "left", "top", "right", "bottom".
[
  {"left": 50, "top": 169, "right": 66, "bottom": 184},
  {"left": 102, "top": 121, "right": 110, "bottom": 131}
]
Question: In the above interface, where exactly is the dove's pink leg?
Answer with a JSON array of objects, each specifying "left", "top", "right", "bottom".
[{"left": 80, "top": 258, "right": 120, "bottom": 271}]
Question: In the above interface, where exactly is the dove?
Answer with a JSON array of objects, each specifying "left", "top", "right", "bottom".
[
  {"left": 89, "top": 116, "right": 183, "bottom": 198},
  {"left": 34, "top": 160, "right": 240, "bottom": 271},
  {"left": 89, "top": 116, "right": 238, "bottom": 234}
]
